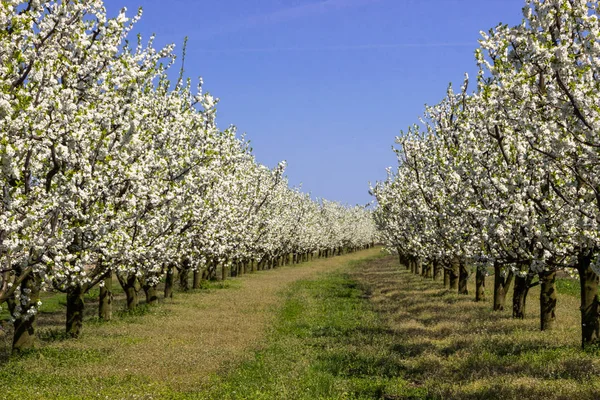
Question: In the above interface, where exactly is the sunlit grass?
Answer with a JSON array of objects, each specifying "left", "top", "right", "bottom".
[
  {"left": 196, "top": 254, "right": 425, "bottom": 400},
  {"left": 350, "top": 257, "right": 600, "bottom": 399},
  {"left": 199, "top": 256, "right": 600, "bottom": 399},
  {"left": 0, "top": 248, "right": 380, "bottom": 399},
  {"left": 1, "top": 250, "right": 592, "bottom": 399}
]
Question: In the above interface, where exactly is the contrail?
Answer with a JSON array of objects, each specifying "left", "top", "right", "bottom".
[
  {"left": 194, "top": 42, "right": 474, "bottom": 53},
  {"left": 197, "top": 0, "right": 384, "bottom": 38},
  {"left": 245, "top": 0, "right": 383, "bottom": 25}
]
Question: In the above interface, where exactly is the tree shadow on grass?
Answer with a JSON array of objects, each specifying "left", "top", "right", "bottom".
[{"left": 349, "top": 256, "right": 600, "bottom": 399}]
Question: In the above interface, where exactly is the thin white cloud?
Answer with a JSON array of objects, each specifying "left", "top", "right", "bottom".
[
  {"left": 206, "top": 0, "right": 382, "bottom": 37},
  {"left": 194, "top": 42, "right": 474, "bottom": 53},
  {"left": 252, "top": 0, "right": 382, "bottom": 24}
]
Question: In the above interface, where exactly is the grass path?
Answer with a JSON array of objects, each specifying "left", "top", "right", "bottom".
[
  {"left": 0, "top": 248, "right": 380, "bottom": 399},
  {"left": 198, "top": 255, "right": 600, "bottom": 400},
  {"left": 350, "top": 256, "right": 600, "bottom": 399},
  {"left": 5, "top": 252, "right": 596, "bottom": 399},
  {"left": 196, "top": 252, "right": 412, "bottom": 400}
]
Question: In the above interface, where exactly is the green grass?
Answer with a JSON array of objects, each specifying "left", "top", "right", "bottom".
[
  {"left": 0, "top": 249, "right": 382, "bottom": 399},
  {"left": 188, "top": 256, "right": 600, "bottom": 400},
  {"left": 0, "top": 276, "right": 239, "bottom": 324},
  {"left": 193, "top": 256, "right": 426, "bottom": 400},
  {"left": 2, "top": 252, "right": 596, "bottom": 399},
  {"left": 0, "top": 277, "right": 128, "bottom": 323},
  {"left": 0, "top": 291, "right": 67, "bottom": 322},
  {"left": 349, "top": 258, "right": 600, "bottom": 399},
  {"left": 556, "top": 277, "right": 581, "bottom": 297}
]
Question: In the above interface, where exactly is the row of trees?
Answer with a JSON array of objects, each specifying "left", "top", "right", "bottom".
[
  {"left": 371, "top": 0, "right": 600, "bottom": 347},
  {"left": 0, "top": 0, "right": 378, "bottom": 353}
]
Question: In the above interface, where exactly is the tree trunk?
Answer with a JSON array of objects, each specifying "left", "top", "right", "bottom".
[
  {"left": 513, "top": 273, "right": 533, "bottom": 319},
  {"left": 443, "top": 267, "right": 450, "bottom": 288},
  {"left": 193, "top": 270, "right": 201, "bottom": 289},
  {"left": 493, "top": 263, "right": 513, "bottom": 311},
  {"left": 221, "top": 263, "right": 229, "bottom": 280},
  {"left": 99, "top": 271, "right": 113, "bottom": 321},
  {"left": 433, "top": 260, "right": 442, "bottom": 281},
  {"left": 179, "top": 259, "right": 190, "bottom": 290},
  {"left": 539, "top": 269, "right": 556, "bottom": 331},
  {"left": 143, "top": 283, "right": 158, "bottom": 306},
  {"left": 414, "top": 258, "right": 422, "bottom": 275},
  {"left": 164, "top": 264, "right": 174, "bottom": 299},
  {"left": 66, "top": 284, "right": 86, "bottom": 338},
  {"left": 11, "top": 311, "right": 37, "bottom": 352},
  {"left": 458, "top": 261, "right": 469, "bottom": 295},
  {"left": 475, "top": 267, "right": 485, "bottom": 302},
  {"left": 425, "top": 262, "right": 433, "bottom": 279},
  {"left": 9, "top": 273, "right": 40, "bottom": 353},
  {"left": 449, "top": 259, "right": 460, "bottom": 290},
  {"left": 120, "top": 274, "right": 139, "bottom": 311},
  {"left": 577, "top": 252, "right": 600, "bottom": 347}
]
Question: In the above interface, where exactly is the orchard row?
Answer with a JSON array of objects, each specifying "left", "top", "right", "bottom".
[
  {"left": 371, "top": 0, "right": 600, "bottom": 347},
  {"left": 0, "top": 1, "right": 378, "bottom": 352}
]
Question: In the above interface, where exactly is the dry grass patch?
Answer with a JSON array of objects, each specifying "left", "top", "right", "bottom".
[
  {"left": 0, "top": 248, "right": 380, "bottom": 399},
  {"left": 349, "top": 256, "right": 600, "bottom": 399}
]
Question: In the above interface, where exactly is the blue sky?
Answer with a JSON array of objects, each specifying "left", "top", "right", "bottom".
[{"left": 103, "top": 0, "right": 525, "bottom": 206}]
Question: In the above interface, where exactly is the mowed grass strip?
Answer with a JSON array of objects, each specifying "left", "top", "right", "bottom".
[
  {"left": 197, "top": 256, "right": 600, "bottom": 400},
  {"left": 350, "top": 257, "right": 600, "bottom": 400},
  {"left": 193, "top": 253, "right": 425, "bottom": 400},
  {"left": 0, "top": 248, "right": 380, "bottom": 400}
]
